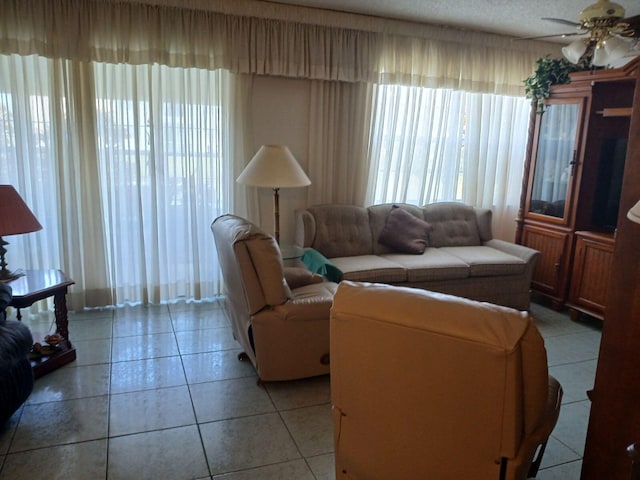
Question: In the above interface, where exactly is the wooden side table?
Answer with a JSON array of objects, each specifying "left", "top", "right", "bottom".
[{"left": 7, "top": 269, "right": 76, "bottom": 378}]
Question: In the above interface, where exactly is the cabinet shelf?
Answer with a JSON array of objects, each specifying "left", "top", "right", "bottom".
[{"left": 596, "top": 107, "right": 632, "bottom": 117}]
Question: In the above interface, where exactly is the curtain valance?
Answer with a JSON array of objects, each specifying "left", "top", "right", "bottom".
[
  {"left": 378, "top": 34, "right": 549, "bottom": 96},
  {"left": 0, "top": 0, "right": 558, "bottom": 94},
  {"left": 0, "top": 0, "right": 380, "bottom": 82}
]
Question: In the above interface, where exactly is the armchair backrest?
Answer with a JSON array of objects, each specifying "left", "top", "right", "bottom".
[
  {"left": 330, "top": 281, "right": 551, "bottom": 480},
  {"left": 211, "top": 215, "right": 289, "bottom": 353}
]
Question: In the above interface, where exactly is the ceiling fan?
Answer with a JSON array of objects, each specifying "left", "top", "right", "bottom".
[{"left": 520, "top": 0, "right": 640, "bottom": 66}]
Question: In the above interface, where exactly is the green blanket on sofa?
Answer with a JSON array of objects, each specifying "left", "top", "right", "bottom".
[{"left": 301, "top": 249, "right": 343, "bottom": 283}]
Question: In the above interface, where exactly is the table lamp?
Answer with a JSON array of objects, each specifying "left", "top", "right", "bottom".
[
  {"left": 0, "top": 185, "right": 42, "bottom": 281},
  {"left": 237, "top": 145, "right": 311, "bottom": 244}
]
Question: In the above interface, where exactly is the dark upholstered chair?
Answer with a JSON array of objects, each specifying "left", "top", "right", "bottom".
[{"left": 0, "top": 284, "right": 34, "bottom": 425}]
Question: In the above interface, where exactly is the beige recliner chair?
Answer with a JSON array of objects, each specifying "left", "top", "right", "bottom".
[
  {"left": 211, "top": 214, "right": 337, "bottom": 381},
  {"left": 330, "top": 281, "right": 562, "bottom": 480}
]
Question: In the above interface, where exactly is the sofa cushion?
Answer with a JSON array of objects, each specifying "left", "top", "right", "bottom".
[
  {"left": 378, "top": 206, "right": 431, "bottom": 255},
  {"left": 441, "top": 246, "right": 527, "bottom": 277},
  {"left": 381, "top": 249, "right": 471, "bottom": 282},
  {"left": 369, "top": 203, "right": 427, "bottom": 255},
  {"left": 330, "top": 255, "right": 407, "bottom": 283},
  {"left": 308, "top": 205, "right": 373, "bottom": 258},
  {"left": 422, "top": 203, "right": 481, "bottom": 247}
]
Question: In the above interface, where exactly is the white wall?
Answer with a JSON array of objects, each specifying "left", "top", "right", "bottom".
[{"left": 250, "top": 75, "right": 312, "bottom": 244}]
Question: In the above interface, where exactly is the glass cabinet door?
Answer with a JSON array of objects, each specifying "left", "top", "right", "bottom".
[{"left": 528, "top": 99, "right": 582, "bottom": 222}]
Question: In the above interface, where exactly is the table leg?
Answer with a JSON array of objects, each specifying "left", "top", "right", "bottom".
[{"left": 53, "top": 287, "right": 70, "bottom": 345}]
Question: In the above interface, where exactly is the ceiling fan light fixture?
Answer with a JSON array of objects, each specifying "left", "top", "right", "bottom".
[
  {"left": 604, "top": 35, "right": 634, "bottom": 61},
  {"left": 579, "top": 0, "right": 625, "bottom": 24},
  {"left": 592, "top": 44, "right": 610, "bottom": 65},
  {"left": 562, "top": 39, "right": 589, "bottom": 63}
]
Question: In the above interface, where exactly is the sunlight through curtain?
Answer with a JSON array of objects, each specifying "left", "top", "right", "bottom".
[
  {"left": 0, "top": 54, "right": 250, "bottom": 308},
  {"left": 530, "top": 103, "right": 580, "bottom": 205},
  {"left": 367, "top": 85, "right": 530, "bottom": 240}
]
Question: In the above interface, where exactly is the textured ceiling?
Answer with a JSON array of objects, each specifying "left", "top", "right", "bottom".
[{"left": 263, "top": 0, "right": 640, "bottom": 43}]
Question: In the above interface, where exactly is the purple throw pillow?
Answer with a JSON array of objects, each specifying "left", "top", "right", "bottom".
[{"left": 378, "top": 206, "right": 431, "bottom": 254}]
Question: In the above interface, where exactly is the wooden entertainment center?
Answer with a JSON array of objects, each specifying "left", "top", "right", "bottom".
[{"left": 516, "top": 59, "right": 636, "bottom": 321}]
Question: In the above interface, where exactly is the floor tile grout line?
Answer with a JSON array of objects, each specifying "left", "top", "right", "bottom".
[
  {"left": 547, "top": 358, "right": 599, "bottom": 368},
  {"left": 538, "top": 458, "right": 583, "bottom": 473},
  {"left": 170, "top": 304, "right": 215, "bottom": 479},
  {"left": 104, "top": 307, "right": 115, "bottom": 479},
  {"left": 0, "top": 406, "right": 25, "bottom": 475},
  {"left": 548, "top": 433, "right": 587, "bottom": 459},
  {"left": 275, "top": 408, "right": 310, "bottom": 470},
  {"left": 6, "top": 436, "right": 110, "bottom": 457}
]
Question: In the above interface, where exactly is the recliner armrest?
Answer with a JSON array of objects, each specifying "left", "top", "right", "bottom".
[{"left": 273, "top": 282, "right": 338, "bottom": 319}]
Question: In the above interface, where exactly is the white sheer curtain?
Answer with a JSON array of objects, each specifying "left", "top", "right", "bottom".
[
  {"left": 0, "top": 55, "right": 66, "bottom": 281},
  {"left": 307, "top": 80, "right": 375, "bottom": 205},
  {"left": 0, "top": 0, "right": 555, "bottom": 308},
  {"left": 367, "top": 85, "right": 530, "bottom": 240},
  {"left": 93, "top": 62, "right": 250, "bottom": 304},
  {"left": 530, "top": 103, "right": 580, "bottom": 205},
  {"left": 0, "top": 53, "right": 251, "bottom": 308},
  {"left": 0, "top": 54, "right": 111, "bottom": 308}
]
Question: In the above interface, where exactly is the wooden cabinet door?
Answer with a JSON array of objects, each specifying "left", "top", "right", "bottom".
[
  {"left": 568, "top": 231, "right": 615, "bottom": 319},
  {"left": 525, "top": 98, "right": 586, "bottom": 228},
  {"left": 521, "top": 225, "right": 571, "bottom": 301}
]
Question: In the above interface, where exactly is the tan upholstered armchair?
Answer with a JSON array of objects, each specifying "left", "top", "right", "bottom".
[
  {"left": 330, "top": 281, "right": 562, "bottom": 480},
  {"left": 211, "top": 214, "right": 337, "bottom": 382}
]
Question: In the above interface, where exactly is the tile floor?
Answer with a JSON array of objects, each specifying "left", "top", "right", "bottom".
[{"left": 0, "top": 298, "right": 601, "bottom": 479}]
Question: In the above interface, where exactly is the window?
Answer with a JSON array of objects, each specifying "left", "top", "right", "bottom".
[
  {"left": 367, "top": 84, "right": 530, "bottom": 239},
  {"left": 0, "top": 55, "right": 245, "bottom": 307}
]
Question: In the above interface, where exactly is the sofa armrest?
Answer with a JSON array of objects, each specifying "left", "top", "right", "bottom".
[
  {"left": 295, "top": 209, "right": 316, "bottom": 248},
  {"left": 484, "top": 239, "right": 539, "bottom": 266}
]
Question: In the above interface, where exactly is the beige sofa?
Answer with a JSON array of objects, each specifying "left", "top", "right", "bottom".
[
  {"left": 211, "top": 214, "right": 338, "bottom": 382},
  {"left": 296, "top": 202, "right": 539, "bottom": 310},
  {"left": 330, "top": 281, "right": 562, "bottom": 479}
]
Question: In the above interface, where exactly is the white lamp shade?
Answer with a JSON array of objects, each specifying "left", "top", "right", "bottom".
[
  {"left": 237, "top": 145, "right": 311, "bottom": 188},
  {"left": 628, "top": 200, "right": 640, "bottom": 224},
  {"left": 562, "top": 40, "right": 588, "bottom": 64}
]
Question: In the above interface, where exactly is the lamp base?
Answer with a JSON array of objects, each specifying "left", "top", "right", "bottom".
[
  {"left": 273, "top": 188, "right": 280, "bottom": 244},
  {"left": 0, "top": 269, "right": 25, "bottom": 283},
  {"left": 0, "top": 236, "right": 24, "bottom": 282}
]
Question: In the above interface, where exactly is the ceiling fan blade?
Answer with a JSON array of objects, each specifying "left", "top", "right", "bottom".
[
  {"left": 621, "top": 15, "right": 640, "bottom": 31},
  {"left": 619, "top": 15, "right": 640, "bottom": 26},
  {"left": 512, "top": 32, "right": 585, "bottom": 41},
  {"left": 614, "top": 15, "right": 640, "bottom": 37},
  {"left": 542, "top": 17, "right": 582, "bottom": 27}
]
